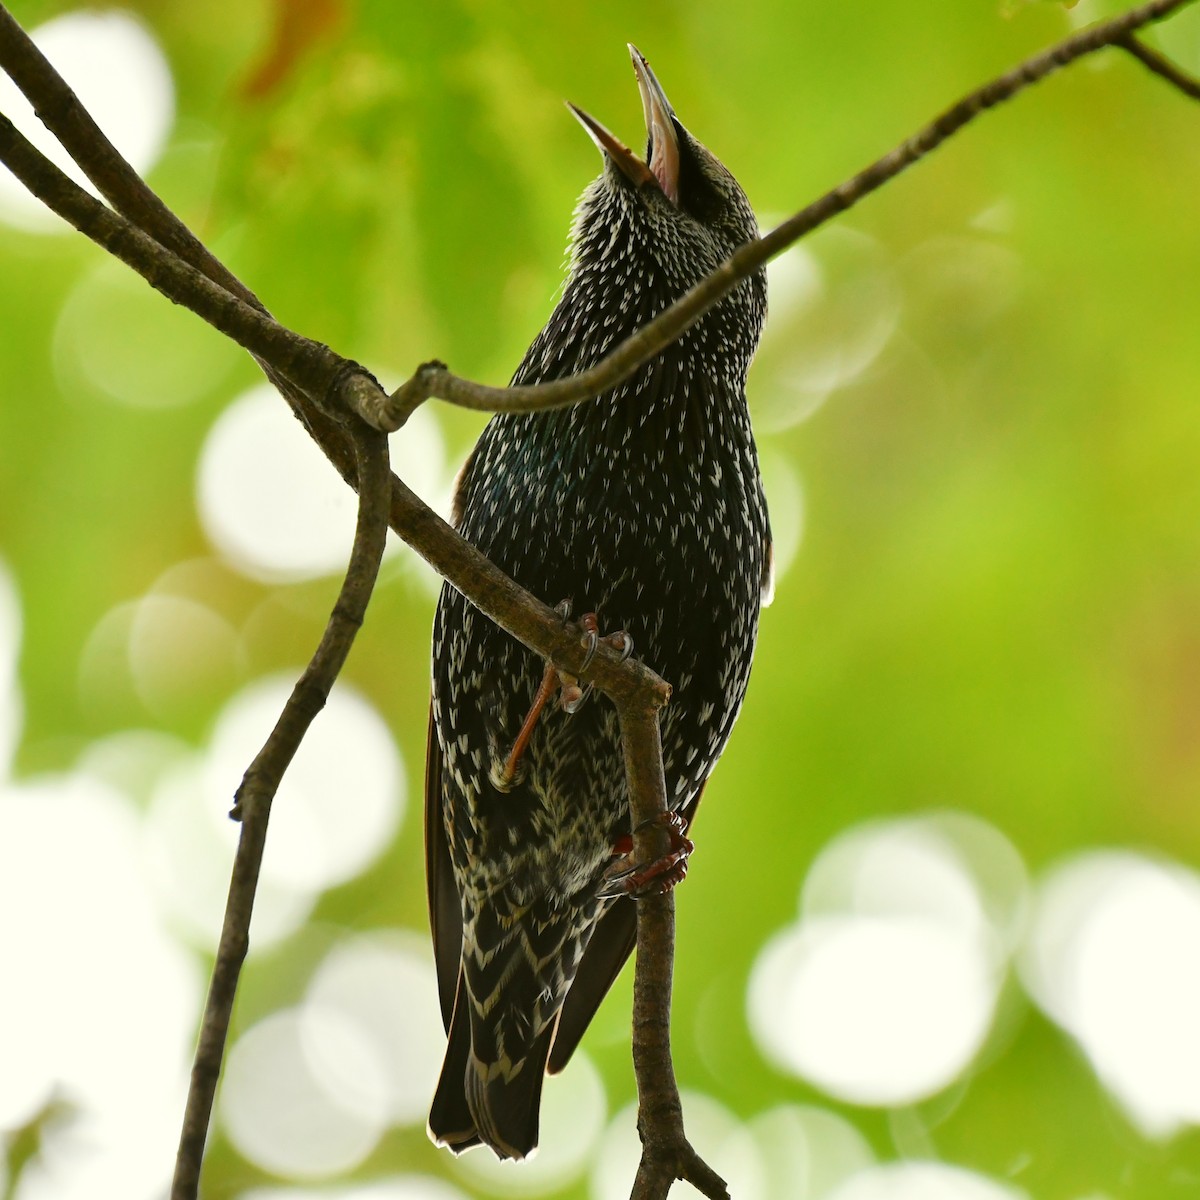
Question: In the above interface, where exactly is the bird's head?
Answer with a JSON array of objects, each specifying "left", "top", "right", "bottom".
[{"left": 565, "top": 46, "right": 765, "bottom": 370}]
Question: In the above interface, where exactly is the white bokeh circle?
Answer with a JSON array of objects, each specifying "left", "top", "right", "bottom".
[
  {"left": 1021, "top": 850, "right": 1200, "bottom": 1137},
  {"left": 221, "top": 1007, "right": 388, "bottom": 1179},
  {"left": 748, "top": 813, "right": 1026, "bottom": 1107},
  {"left": 197, "top": 385, "right": 360, "bottom": 582},
  {"left": 0, "top": 11, "right": 173, "bottom": 232},
  {"left": 825, "top": 1161, "right": 1029, "bottom": 1200},
  {"left": 801, "top": 812, "right": 1027, "bottom": 951},
  {"left": 197, "top": 384, "right": 448, "bottom": 583},
  {"left": 749, "top": 914, "right": 997, "bottom": 1106},
  {"left": 204, "top": 674, "right": 403, "bottom": 892},
  {"left": 0, "top": 772, "right": 197, "bottom": 1200},
  {"left": 306, "top": 932, "right": 446, "bottom": 1125}
]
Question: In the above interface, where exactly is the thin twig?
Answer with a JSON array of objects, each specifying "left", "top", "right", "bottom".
[
  {"left": 618, "top": 702, "right": 729, "bottom": 1200},
  {"left": 170, "top": 425, "right": 392, "bottom": 1200},
  {"left": 0, "top": 5, "right": 264, "bottom": 307},
  {"left": 1117, "top": 32, "right": 1200, "bottom": 98},
  {"left": 380, "top": 0, "right": 1199, "bottom": 430},
  {"left": 0, "top": 111, "right": 349, "bottom": 401}
]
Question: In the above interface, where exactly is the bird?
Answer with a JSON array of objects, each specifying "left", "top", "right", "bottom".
[{"left": 426, "top": 44, "right": 772, "bottom": 1160}]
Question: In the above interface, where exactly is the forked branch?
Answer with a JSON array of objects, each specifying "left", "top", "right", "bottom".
[
  {"left": 1118, "top": 31, "right": 1200, "bottom": 98},
  {"left": 618, "top": 703, "right": 729, "bottom": 1200}
]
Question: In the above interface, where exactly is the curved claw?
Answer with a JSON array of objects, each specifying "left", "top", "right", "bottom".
[
  {"left": 577, "top": 611, "right": 601, "bottom": 672},
  {"left": 579, "top": 629, "right": 600, "bottom": 672},
  {"left": 605, "top": 630, "right": 634, "bottom": 662},
  {"left": 560, "top": 681, "right": 593, "bottom": 714},
  {"left": 599, "top": 847, "right": 692, "bottom": 897}
]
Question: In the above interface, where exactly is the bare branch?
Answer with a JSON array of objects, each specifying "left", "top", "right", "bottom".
[
  {"left": 0, "top": 104, "right": 662, "bottom": 704},
  {"left": 0, "top": 110, "right": 354, "bottom": 403},
  {"left": 1117, "top": 32, "right": 1200, "bottom": 99},
  {"left": 170, "top": 426, "right": 392, "bottom": 1200},
  {"left": 0, "top": 5, "right": 264, "bottom": 309},
  {"left": 618, "top": 702, "right": 729, "bottom": 1200},
  {"left": 381, "top": 0, "right": 1200, "bottom": 431},
  {"left": 0, "top": 8, "right": 667, "bottom": 702}
]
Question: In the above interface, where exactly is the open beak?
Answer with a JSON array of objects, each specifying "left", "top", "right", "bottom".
[
  {"left": 565, "top": 102, "right": 656, "bottom": 191},
  {"left": 566, "top": 45, "right": 681, "bottom": 206},
  {"left": 628, "top": 44, "right": 680, "bottom": 205}
]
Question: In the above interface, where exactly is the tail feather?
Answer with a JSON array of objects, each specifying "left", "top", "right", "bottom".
[
  {"left": 428, "top": 975, "right": 482, "bottom": 1154},
  {"left": 464, "top": 1032, "right": 554, "bottom": 1160},
  {"left": 429, "top": 969, "right": 555, "bottom": 1160}
]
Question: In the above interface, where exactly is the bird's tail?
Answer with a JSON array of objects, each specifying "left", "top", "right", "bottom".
[{"left": 428, "top": 971, "right": 555, "bottom": 1160}]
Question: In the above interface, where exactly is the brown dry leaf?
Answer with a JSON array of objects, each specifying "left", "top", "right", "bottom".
[{"left": 240, "top": 0, "right": 346, "bottom": 100}]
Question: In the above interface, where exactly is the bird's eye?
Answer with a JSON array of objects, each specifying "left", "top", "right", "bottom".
[{"left": 674, "top": 128, "right": 723, "bottom": 223}]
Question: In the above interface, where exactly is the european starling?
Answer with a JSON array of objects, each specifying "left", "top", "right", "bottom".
[{"left": 426, "top": 45, "right": 771, "bottom": 1159}]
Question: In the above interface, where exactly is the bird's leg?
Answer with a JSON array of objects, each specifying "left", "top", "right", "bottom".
[
  {"left": 491, "top": 596, "right": 574, "bottom": 793},
  {"left": 603, "top": 811, "right": 695, "bottom": 897},
  {"left": 493, "top": 662, "right": 560, "bottom": 791}
]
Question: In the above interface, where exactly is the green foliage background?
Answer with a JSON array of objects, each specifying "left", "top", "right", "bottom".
[{"left": 2, "top": 0, "right": 1199, "bottom": 1197}]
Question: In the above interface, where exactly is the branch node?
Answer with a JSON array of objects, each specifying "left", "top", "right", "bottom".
[
  {"left": 327, "top": 362, "right": 387, "bottom": 430},
  {"left": 632, "top": 1135, "right": 731, "bottom": 1200},
  {"left": 1117, "top": 31, "right": 1200, "bottom": 99},
  {"left": 382, "top": 359, "right": 448, "bottom": 430}
]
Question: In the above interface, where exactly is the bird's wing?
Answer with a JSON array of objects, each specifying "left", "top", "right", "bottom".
[
  {"left": 449, "top": 443, "right": 477, "bottom": 530},
  {"left": 547, "top": 785, "right": 706, "bottom": 1074},
  {"left": 425, "top": 705, "right": 463, "bottom": 1032},
  {"left": 546, "top": 894, "right": 636, "bottom": 1074},
  {"left": 761, "top": 532, "right": 775, "bottom": 607}
]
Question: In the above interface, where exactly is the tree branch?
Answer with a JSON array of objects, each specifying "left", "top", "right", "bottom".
[
  {"left": 0, "top": 109, "right": 350, "bottom": 403},
  {"left": 0, "top": 75, "right": 656, "bottom": 701},
  {"left": 379, "top": 0, "right": 1200, "bottom": 430},
  {"left": 170, "top": 425, "right": 392, "bottom": 1200},
  {"left": 1117, "top": 32, "right": 1200, "bottom": 99},
  {"left": 0, "top": 4, "right": 265, "bottom": 308},
  {"left": 618, "top": 702, "right": 729, "bottom": 1200}
]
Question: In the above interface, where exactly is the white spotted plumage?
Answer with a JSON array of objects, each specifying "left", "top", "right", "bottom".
[{"left": 427, "top": 51, "right": 772, "bottom": 1162}]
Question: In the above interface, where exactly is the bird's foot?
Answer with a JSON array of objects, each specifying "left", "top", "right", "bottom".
[
  {"left": 558, "top": 608, "right": 634, "bottom": 714},
  {"left": 493, "top": 604, "right": 633, "bottom": 789},
  {"left": 602, "top": 811, "right": 695, "bottom": 897}
]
